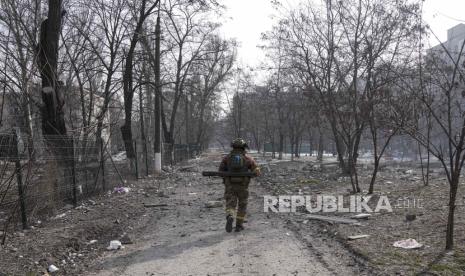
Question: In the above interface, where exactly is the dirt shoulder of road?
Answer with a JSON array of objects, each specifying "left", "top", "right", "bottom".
[
  {"left": 0, "top": 170, "right": 174, "bottom": 275},
  {"left": 258, "top": 157, "right": 465, "bottom": 275}
]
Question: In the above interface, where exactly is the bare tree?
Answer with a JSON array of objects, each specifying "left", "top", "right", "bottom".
[
  {"left": 395, "top": 37, "right": 465, "bottom": 250},
  {"left": 70, "top": 0, "right": 128, "bottom": 150},
  {"left": 190, "top": 35, "right": 236, "bottom": 147},
  {"left": 159, "top": 0, "right": 221, "bottom": 161},
  {"left": 0, "top": 0, "right": 43, "bottom": 155}
]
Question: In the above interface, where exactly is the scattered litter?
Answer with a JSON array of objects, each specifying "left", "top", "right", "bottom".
[
  {"left": 306, "top": 214, "right": 360, "bottom": 225},
  {"left": 179, "top": 165, "right": 198, "bottom": 172},
  {"left": 112, "top": 151, "right": 127, "bottom": 162},
  {"left": 205, "top": 201, "right": 223, "bottom": 208},
  {"left": 53, "top": 212, "right": 67, "bottom": 219},
  {"left": 114, "top": 187, "right": 130, "bottom": 194},
  {"left": 88, "top": 240, "right": 98, "bottom": 245},
  {"left": 405, "top": 214, "right": 416, "bottom": 222},
  {"left": 188, "top": 192, "right": 197, "bottom": 196},
  {"left": 107, "top": 240, "right": 123, "bottom": 250},
  {"left": 348, "top": 234, "right": 370, "bottom": 240},
  {"left": 48, "top": 265, "right": 59, "bottom": 273},
  {"left": 120, "top": 234, "right": 133, "bottom": 245},
  {"left": 351, "top": 213, "right": 372, "bottom": 219},
  {"left": 404, "top": 170, "right": 413, "bottom": 174},
  {"left": 393, "top": 238, "right": 423, "bottom": 249},
  {"left": 286, "top": 232, "right": 290, "bottom": 236},
  {"left": 144, "top": 203, "right": 168, "bottom": 208}
]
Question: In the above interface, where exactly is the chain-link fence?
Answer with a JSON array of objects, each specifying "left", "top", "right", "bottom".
[
  {"left": 161, "top": 143, "right": 201, "bottom": 167},
  {"left": 0, "top": 130, "right": 202, "bottom": 243},
  {"left": 0, "top": 132, "right": 127, "bottom": 241}
]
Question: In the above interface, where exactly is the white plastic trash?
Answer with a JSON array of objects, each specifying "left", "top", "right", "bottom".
[
  {"left": 393, "top": 238, "right": 423, "bottom": 249},
  {"left": 114, "top": 187, "right": 130, "bottom": 194},
  {"left": 48, "top": 264, "right": 59, "bottom": 273},
  {"left": 107, "top": 240, "right": 123, "bottom": 250},
  {"left": 351, "top": 213, "right": 372, "bottom": 219}
]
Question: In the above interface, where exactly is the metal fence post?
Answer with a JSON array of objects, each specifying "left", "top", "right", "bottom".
[
  {"left": 71, "top": 137, "right": 77, "bottom": 207},
  {"left": 134, "top": 140, "right": 139, "bottom": 179},
  {"left": 13, "top": 132, "right": 27, "bottom": 230},
  {"left": 100, "top": 139, "right": 106, "bottom": 191},
  {"left": 144, "top": 138, "right": 149, "bottom": 177}
]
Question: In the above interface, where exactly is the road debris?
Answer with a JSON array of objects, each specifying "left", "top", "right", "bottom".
[
  {"left": 48, "top": 264, "right": 59, "bottom": 273},
  {"left": 393, "top": 239, "right": 423, "bottom": 249},
  {"left": 405, "top": 214, "right": 416, "bottom": 222},
  {"left": 205, "top": 201, "right": 223, "bottom": 208},
  {"left": 114, "top": 187, "right": 130, "bottom": 194},
  {"left": 120, "top": 234, "right": 133, "bottom": 245},
  {"left": 179, "top": 165, "right": 198, "bottom": 172},
  {"left": 144, "top": 203, "right": 168, "bottom": 208},
  {"left": 107, "top": 240, "right": 123, "bottom": 250},
  {"left": 53, "top": 212, "right": 67, "bottom": 220},
  {"left": 306, "top": 214, "right": 360, "bottom": 225},
  {"left": 347, "top": 235, "right": 370, "bottom": 240},
  {"left": 351, "top": 213, "right": 371, "bottom": 219}
]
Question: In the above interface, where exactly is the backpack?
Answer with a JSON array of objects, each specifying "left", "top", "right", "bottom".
[{"left": 228, "top": 153, "right": 247, "bottom": 183}]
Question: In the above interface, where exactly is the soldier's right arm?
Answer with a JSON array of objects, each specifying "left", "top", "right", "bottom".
[{"left": 246, "top": 155, "right": 261, "bottom": 176}]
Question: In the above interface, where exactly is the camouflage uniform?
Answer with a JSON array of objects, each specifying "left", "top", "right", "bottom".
[{"left": 219, "top": 149, "right": 259, "bottom": 226}]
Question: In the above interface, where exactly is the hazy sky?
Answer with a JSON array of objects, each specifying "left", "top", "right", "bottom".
[{"left": 220, "top": 0, "right": 465, "bottom": 69}]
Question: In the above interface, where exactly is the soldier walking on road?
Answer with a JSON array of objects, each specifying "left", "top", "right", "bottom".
[{"left": 219, "top": 138, "right": 260, "bottom": 232}]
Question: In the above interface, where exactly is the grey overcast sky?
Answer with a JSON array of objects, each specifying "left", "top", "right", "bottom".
[{"left": 219, "top": 0, "right": 465, "bottom": 69}]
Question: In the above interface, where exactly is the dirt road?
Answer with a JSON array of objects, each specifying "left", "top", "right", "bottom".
[{"left": 89, "top": 153, "right": 369, "bottom": 276}]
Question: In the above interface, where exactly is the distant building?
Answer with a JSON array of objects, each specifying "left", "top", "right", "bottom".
[
  {"left": 0, "top": 85, "right": 112, "bottom": 144},
  {"left": 429, "top": 24, "right": 465, "bottom": 58}
]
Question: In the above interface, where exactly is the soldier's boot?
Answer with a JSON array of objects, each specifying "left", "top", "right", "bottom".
[
  {"left": 235, "top": 223, "right": 245, "bottom": 232},
  {"left": 225, "top": 214, "right": 234, "bottom": 233},
  {"left": 235, "top": 215, "right": 245, "bottom": 232}
]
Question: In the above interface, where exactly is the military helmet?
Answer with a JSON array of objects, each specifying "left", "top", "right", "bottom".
[{"left": 231, "top": 138, "right": 248, "bottom": 149}]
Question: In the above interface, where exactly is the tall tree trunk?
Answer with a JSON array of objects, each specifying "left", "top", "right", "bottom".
[
  {"left": 139, "top": 82, "right": 148, "bottom": 176},
  {"left": 290, "top": 140, "right": 294, "bottom": 161},
  {"left": 278, "top": 133, "right": 284, "bottom": 160},
  {"left": 121, "top": 0, "right": 159, "bottom": 168},
  {"left": 37, "top": 0, "right": 71, "bottom": 186},
  {"left": 317, "top": 129, "right": 324, "bottom": 162},
  {"left": 196, "top": 102, "right": 206, "bottom": 145},
  {"left": 154, "top": 15, "right": 162, "bottom": 173},
  {"left": 446, "top": 175, "right": 459, "bottom": 250},
  {"left": 38, "top": 0, "right": 67, "bottom": 139},
  {"left": 271, "top": 136, "right": 276, "bottom": 159}
]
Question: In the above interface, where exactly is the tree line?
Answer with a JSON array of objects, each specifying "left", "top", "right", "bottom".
[{"left": 0, "top": 0, "right": 236, "bottom": 166}]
